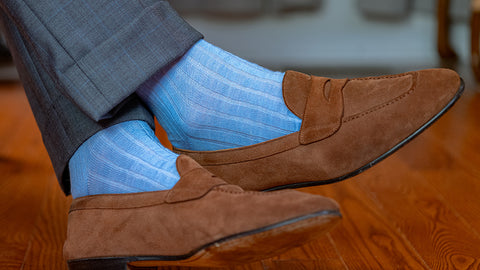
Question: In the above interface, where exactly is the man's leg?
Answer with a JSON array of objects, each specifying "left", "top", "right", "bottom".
[
  {"left": 0, "top": 7, "right": 155, "bottom": 194},
  {"left": 3, "top": 16, "right": 181, "bottom": 198},
  {"left": 136, "top": 39, "right": 302, "bottom": 150},
  {"left": 0, "top": 2, "right": 342, "bottom": 267},
  {"left": 1, "top": 0, "right": 463, "bottom": 194},
  {"left": 134, "top": 34, "right": 463, "bottom": 191},
  {"left": 0, "top": 0, "right": 202, "bottom": 121},
  {"left": 0, "top": 0, "right": 202, "bottom": 195}
]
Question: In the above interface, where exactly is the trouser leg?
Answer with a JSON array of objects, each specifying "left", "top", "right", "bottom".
[
  {"left": 0, "top": 0, "right": 202, "bottom": 194},
  {"left": 0, "top": 9, "right": 155, "bottom": 194},
  {"left": 0, "top": 0, "right": 202, "bottom": 121}
]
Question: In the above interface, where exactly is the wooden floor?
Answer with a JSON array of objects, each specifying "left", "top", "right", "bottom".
[{"left": 1, "top": 69, "right": 479, "bottom": 270}]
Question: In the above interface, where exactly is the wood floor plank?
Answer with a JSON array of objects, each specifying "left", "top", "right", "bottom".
[
  {"left": 305, "top": 181, "right": 429, "bottom": 270},
  {"left": 393, "top": 91, "right": 480, "bottom": 233},
  {"left": 2, "top": 75, "right": 480, "bottom": 269},
  {"left": 0, "top": 84, "right": 32, "bottom": 151},
  {"left": 352, "top": 152, "right": 480, "bottom": 269},
  {"left": 21, "top": 175, "right": 70, "bottom": 270},
  {"left": 1, "top": 263, "right": 24, "bottom": 270},
  {"left": 272, "top": 236, "right": 347, "bottom": 269},
  {"left": 0, "top": 84, "right": 68, "bottom": 270},
  {"left": 154, "top": 261, "right": 267, "bottom": 270},
  {"left": 396, "top": 130, "right": 480, "bottom": 231},
  {"left": 0, "top": 84, "right": 50, "bottom": 269},
  {"left": 0, "top": 169, "right": 46, "bottom": 268},
  {"left": 428, "top": 91, "right": 480, "bottom": 173},
  {"left": 261, "top": 259, "right": 333, "bottom": 270}
]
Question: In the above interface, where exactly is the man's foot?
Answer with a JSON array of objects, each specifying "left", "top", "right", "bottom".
[
  {"left": 64, "top": 156, "right": 341, "bottom": 269},
  {"left": 173, "top": 69, "right": 464, "bottom": 190},
  {"left": 136, "top": 40, "right": 463, "bottom": 190}
]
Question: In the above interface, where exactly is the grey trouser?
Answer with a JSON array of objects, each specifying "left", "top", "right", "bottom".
[{"left": 0, "top": 0, "right": 203, "bottom": 194}]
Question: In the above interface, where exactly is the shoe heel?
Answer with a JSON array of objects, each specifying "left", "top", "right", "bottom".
[{"left": 67, "top": 258, "right": 133, "bottom": 270}]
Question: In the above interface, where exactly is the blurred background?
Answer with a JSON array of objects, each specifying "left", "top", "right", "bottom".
[
  {"left": 167, "top": 0, "right": 472, "bottom": 78},
  {"left": 0, "top": 0, "right": 474, "bottom": 79}
]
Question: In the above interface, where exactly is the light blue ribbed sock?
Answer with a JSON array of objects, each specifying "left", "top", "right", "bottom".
[
  {"left": 137, "top": 39, "right": 301, "bottom": 151},
  {"left": 69, "top": 121, "right": 180, "bottom": 199}
]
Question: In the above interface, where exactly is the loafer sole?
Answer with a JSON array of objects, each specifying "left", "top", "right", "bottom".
[{"left": 67, "top": 210, "right": 341, "bottom": 269}]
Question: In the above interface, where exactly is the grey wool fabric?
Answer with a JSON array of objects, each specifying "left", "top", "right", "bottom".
[{"left": 0, "top": 0, "right": 203, "bottom": 194}]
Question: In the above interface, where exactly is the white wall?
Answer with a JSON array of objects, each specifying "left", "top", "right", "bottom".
[{"left": 182, "top": 0, "right": 470, "bottom": 72}]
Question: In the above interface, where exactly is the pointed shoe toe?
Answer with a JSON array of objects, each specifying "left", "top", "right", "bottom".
[
  {"left": 174, "top": 68, "right": 464, "bottom": 191},
  {"left": 64, "top": 155, "right": 341, "bottom": 269}
]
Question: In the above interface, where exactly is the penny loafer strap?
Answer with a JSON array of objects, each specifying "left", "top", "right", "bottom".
[{"left": 300, "top": 76, "right": 347, "bottom": 144}]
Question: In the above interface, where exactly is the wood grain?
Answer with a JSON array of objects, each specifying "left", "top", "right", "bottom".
[
  {"left": 306, "top": 181, "right": 429, "bottom": 270},
  {"left": 1, "top": 75, "right": 479, "bottom": 270},
  {"left": 0, "top": 84, "right": 51, "bottom": 269}
]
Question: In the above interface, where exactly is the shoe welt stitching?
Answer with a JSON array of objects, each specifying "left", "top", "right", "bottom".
[{"left": 343, "top": 73, "right": 417, "bottom": 123}]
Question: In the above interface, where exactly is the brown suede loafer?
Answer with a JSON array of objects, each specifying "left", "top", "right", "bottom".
[
  {"left": 174, "top": 69, "right": 464, "bottom": 191},
  {"left": 64, "top": 155, "right": 341, "bottom": 269}
]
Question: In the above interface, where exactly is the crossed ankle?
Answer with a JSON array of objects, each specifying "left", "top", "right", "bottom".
[
  {"left": 136, "top": 39, "right": 301, "bottom": 152},
  {"left": 69, "top": 120, "right": 180, "bottom": 198}
]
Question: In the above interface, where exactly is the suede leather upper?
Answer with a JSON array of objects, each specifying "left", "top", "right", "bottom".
[
  {"left": 174, "top": 68, "right": 462, "bottom": 191},
  {"left": 63, "top": 155, "right": 340, "bottom": 261}
]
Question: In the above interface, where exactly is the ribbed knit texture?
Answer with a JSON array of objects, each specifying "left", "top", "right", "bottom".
[
  {"left": 69, "top": 121, "right": 180, "bottom": 199},
  {"left": 137, "top": 39, "right": 301, "bottom": 151}
]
